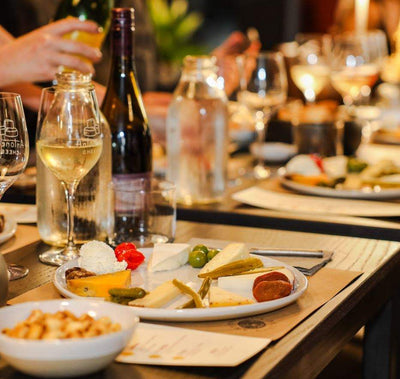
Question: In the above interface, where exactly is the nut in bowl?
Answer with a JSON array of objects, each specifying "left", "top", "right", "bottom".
[{"left": 0, "top": 299, "right": 139, "bottom": 377}]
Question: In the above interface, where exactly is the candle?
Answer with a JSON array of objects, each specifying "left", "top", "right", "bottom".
[{"left": 355, "top": 0, "right": 370, "bottom": 34}]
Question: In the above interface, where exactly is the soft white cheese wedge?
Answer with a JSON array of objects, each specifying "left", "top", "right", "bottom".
[
  {"left": 147, "top": 243, "right": 190, "bottom": 272},
  {"left": 209, "top": 286, "right": 254, "bottom": 307},
  {"left": 199, "top": 243, "right": 249, "bottom": 275},
  {"left": 218, "top": 268, "right": 294, "bottom": 293}
]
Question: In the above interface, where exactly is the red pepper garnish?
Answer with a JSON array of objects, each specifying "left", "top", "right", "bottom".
[
  {"left": 115, "top": 243, "right": 145, "bottom": 270},
  {"left": 309, "top": 154, "right": 324, "bottom": 173}
]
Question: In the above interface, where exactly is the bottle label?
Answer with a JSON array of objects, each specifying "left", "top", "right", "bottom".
[{"left": 112, "top": 172, "right": 152, "bottom": 213}]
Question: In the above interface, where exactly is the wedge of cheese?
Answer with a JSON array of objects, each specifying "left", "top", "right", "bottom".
[
  {"left": 208, "top": 286, "right": 254, "bottom": 307},
  {"left": 199, "top": 243, "right": 248, "bottom": 275},
  {"left": 218, "top": 268, "right": 294, "bottom": 293},
  {"left": 147, "top": 243, "right": 190, "bottom": 272},
  {"left": 129, "top": 280, "right": 182, "bottom": 308},
  {"left": 67, "top": 270, "right": 131, "bottom": 297}
]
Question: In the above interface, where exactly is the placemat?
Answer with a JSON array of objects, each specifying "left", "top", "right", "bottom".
[
  {"left": 232, "top": 184, "right": 400, "bottom": 217},
  {"left": 8, "top": 268, "right": 361, "bottom": 341},
  {"left": 0, "top": 225, "right": 41, "bottom": 256}
]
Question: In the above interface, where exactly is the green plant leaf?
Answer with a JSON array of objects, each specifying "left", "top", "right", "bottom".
[
  {"left": 175, "top": 12, "right": 203, "bottom": 40},
  {"left": 170, "top": 0, "right": 188, "bottom": 21},
  {"left": 147, "top": 0, "right": 171, "bottom": 26}
]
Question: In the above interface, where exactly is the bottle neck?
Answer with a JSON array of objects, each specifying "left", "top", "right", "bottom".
[{"left": 110, "top": 26, "right": 135, "bottom": 73}]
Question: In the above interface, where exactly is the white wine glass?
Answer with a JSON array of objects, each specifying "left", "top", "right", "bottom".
[
  {"left": 290, "top": 33, "right": 331, "bottom": 104},
  {"left": 36, "top": 73, "right": 103, "bottom": 266},
  {"left": 237, "top": 51, "right": 287, "bottom": 179},
  {"left": 0, "top": 93, "right": 30, "bottom": 280},
  {"left": 330, "top": 33, "right": 379, "bottom": 107}
]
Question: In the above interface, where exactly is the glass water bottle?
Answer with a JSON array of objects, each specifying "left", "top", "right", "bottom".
[{"left": 166, "top": 55, "right": 228, "bottom": 205}]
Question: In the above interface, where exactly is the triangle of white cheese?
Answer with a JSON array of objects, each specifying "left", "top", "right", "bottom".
[
  {"left": 199, "top": 243, "right": 249, "bottom": 275},
  {"left": 147, "top": 243, "right": 190, "bottom": 272}
]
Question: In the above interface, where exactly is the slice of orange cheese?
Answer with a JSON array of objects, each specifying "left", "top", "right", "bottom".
[
  {"left": 67, "top": 270, "right": 131, "bottom": 297},
  {"left": 289, "top": 174, "right": 330, "bottom": 186}
]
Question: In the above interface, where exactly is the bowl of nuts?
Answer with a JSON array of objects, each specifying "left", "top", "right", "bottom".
[{"left": 0, "top": 299, "right": 139, "bottom": 377}]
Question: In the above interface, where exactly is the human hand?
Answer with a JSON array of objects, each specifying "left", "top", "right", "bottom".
[
  {"left": 0, "top": 18, "right": 102, "bottom": 86},
  {"left": 212, "top": 31, "right": 261, "bottom": 97}
]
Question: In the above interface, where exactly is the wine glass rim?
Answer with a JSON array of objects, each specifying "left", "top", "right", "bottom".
[{"left": 0, "top": 92, "right": 22, "bottom": 100}]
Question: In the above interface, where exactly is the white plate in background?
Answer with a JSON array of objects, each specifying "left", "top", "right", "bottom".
[
  {"left": 250, "top": 143, "right": 297, "bottom": 162},
  {"left": 0, "top": 217, "right": 17, "bottom": 244}
]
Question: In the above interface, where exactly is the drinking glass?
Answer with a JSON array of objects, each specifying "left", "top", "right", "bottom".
[
  {"left": 0, "top": 93, "right": 30, "bottom": 280},
  {"left": 36, "top": 73, "right": 103, "bottom": 266},
  {"left": 330, "top": 33, "right": 379, "bottom": 107},
  {"left": 290, "top": 33, "right": 331, "bottom": 103},
  {"left": 107, "top": 179, "right": 176, "bottom": 248},
  {"left": 237, "top": 51, "right": 287, "bottom": 179}
]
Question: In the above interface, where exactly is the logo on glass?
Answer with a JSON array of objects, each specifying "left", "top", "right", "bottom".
[
  {"left": 0, "top": 119, "right": 23, "bottom": 155},
  {"left": 83, "top": 118, "right": 100, "bottom": 138}
]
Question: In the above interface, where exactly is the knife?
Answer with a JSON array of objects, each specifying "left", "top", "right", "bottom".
[{"left": 249, "top": 248, "right": 325, "bottom": 258}]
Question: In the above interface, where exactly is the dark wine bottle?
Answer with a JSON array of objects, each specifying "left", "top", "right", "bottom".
[
  {"left": 53, "top": 0, "right": 113, "bottom": 50},
  {"left": 101, "top": 7, "right": 152, "bottom": 181},
  {"left": 101, "top": 8, "right": 152, "bottom": 245}
]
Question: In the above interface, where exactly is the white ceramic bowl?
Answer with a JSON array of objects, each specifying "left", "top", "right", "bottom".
[{"left": 0, "top": 299, "right": 139, "bottom": 377}]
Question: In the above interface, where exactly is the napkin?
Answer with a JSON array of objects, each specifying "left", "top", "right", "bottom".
[{"left": 188, "top": 238, "right": 333, "bottom": 276}]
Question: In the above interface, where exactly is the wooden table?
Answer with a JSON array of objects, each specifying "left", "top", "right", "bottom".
[{"left": 3, "top": 221, "right": 400, "bottom": 379}]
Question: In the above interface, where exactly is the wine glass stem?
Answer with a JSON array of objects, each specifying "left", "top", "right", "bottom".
[{"left": 62, "top": 182, "right": 78, "bottom": 251}]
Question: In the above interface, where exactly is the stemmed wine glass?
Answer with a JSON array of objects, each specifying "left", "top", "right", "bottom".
[
  {"left": 330, "top": 33, "right": 379, "bottom": 107},
  {"left": 237, "top": 51, "right": 287, "bottom": 179},
  {"left": 0, "top": 93, "right": 30, "bottom": 280},
  {"left": 36, "top": 73, "right": 103, "bottom": 266},
  {"left": 290, "top": 33, "right": 331, "bottom": 104}
]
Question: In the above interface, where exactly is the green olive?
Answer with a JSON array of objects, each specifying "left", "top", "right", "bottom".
[
  {"left": 207, "top": 249, "right": 219, "bottom": 262},
  {"left": 192, "top": 244, "right": 209, "bottom": 255},
  {"left": 189, "top": 250, "right": 207, "bottom": 268}
]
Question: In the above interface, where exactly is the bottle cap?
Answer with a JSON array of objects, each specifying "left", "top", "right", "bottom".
[{"left": 111, "top": 8, "right": 135, "bottom": 30}]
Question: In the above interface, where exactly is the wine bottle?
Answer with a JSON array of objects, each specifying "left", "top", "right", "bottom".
[
  {"left": 101, "top": 8, "right": 152, "bottom": 182},
  {"left": 101, "top": 8, "right": 152, "bottom": 246},
  {"left": 53, "top": 0, "right": 113, "bottom": 54}
]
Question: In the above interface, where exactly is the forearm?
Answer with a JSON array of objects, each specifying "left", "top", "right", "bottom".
[{"left": 1, "top": 83, "right": 43, "bottom": 111}]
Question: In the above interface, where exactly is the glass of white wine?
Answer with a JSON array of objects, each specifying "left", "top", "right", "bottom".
[
  {"left": 237, "top": 51, "right": 287, "bottom": 179},
  {"left": 36, "top": 73, "right": 103, "bottom": 266},
  {"left": 290, "top": 33, "right": 331, "bottom": 103},
  {"left": 330, "top": 33, "right": 379, "bottom": 107},
  {"left": 0, "top": 93, "right": 30, "bottom": 280}
]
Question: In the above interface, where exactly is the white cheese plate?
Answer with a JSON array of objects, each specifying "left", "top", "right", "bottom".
[
  {"left": 0, "top": 216, "right": 17, "bottom": 245},
  {"left": 54, "top": 248, "right": 308, "bottom": 322}
]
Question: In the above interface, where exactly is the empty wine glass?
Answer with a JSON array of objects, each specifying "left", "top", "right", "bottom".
[
  {"left": 0, "top": 93, "right": 30, "bottom": 280},
  {"left": 290, "top": 33, "right": 331, "bottom": 104},
  {"left": 36, "top": 72, "right": 103, "bottom": 266},
  {"left": 237, "top": 51, "right": 287, "bottom": 179}
]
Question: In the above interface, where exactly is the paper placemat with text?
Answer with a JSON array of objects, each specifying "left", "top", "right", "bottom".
[{"left": 8, "top": 267, "right": 361, "bottom": 341}]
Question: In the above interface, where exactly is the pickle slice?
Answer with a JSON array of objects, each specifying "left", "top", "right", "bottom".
[
  {"left": 178, "top": 277, "right": 212, "bottom": 309},
  {"left": 198, "top": 257, "right": 264, "bottom": 279},
  {"left": 172, "top": 279, "right": 204, "bottom": 308}
]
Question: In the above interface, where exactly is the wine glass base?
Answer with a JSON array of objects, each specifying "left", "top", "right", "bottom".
[
  {"left": 39, "top": 247, "right": 80, "bottom": 267},
  {"left": 254, "top": 164, "right": 271, "bottom": 180},
  {"left": 8, "top": 264, "right": 29, "bottom": 281}
]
